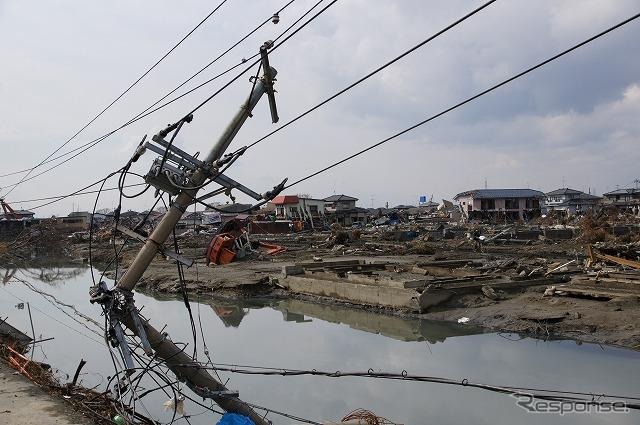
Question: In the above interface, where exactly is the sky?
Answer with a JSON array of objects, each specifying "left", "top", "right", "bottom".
[{"left": 0, "top": 0, "right": 639, "bottom": 216}]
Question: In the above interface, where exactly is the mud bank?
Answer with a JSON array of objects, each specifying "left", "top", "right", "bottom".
[
  {"left": 73, "top": 241, "right": 640, "bottom": 351},
  {"left": 133, "top": 260, "right": 640, "bottom": 351}
]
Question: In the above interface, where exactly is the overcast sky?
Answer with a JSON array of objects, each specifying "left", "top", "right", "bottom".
[{"left": 1, "top": 0, "right": 639, "bottom": 216}]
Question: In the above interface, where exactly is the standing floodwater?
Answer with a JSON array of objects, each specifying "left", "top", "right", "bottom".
[{"left": 1, "top": 266, "right": 639, "bottom": 425}]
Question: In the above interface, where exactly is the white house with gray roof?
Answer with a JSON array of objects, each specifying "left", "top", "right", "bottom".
[
  {"left": 543, "top": 188, "right": 601, "bottom": 215},
  {"left": 454, "top": 189, "right": 545, "bottom": 222}
]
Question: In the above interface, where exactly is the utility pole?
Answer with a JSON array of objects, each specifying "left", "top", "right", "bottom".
[{"left": 92, "top": 43, "right": 282, "bottom": 425}]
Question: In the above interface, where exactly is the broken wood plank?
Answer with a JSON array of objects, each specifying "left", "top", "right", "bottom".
[
  {"left": 588, "top": 245, "right": 640, "bottom": 270},
  {"left": 555, "top": 285, "right": 640, "bottom": 300}
]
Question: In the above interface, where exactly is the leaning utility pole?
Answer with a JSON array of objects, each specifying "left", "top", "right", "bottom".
[{"left": 91, "top": 42, "right": 284, "bottom": 425}]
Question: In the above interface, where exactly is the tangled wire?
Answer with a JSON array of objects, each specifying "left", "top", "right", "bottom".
[{"left": 341, "top": 409, "right": 399, "bottom": 425}]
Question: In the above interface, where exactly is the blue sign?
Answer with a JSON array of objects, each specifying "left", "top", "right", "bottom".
[{"left": 419, "top": 196, "right": 427, "bottom": 204}]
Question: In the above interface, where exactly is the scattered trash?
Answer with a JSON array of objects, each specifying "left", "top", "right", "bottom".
[
  {"left": 163, "top": 395, "right": 186, "bottom": 415},
  {"left": 339, "top": 408, "right": 399, "bottom": 425},
  {"left": 481, "top": 285, "right": 500, "bottom": 300},
  {"left": 458, "top": 317, "right": 470, "bottom": 323}
]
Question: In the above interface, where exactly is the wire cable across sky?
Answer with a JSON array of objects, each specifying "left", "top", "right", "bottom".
[
  {"left": 0, "top": 0, "right": 335, "bottom": 197},
  {"left": 0, "top": 0, "right": 299, "bottom": 180},
  {"left": 282, "top": 10, "right": 640, "bottom": 192},
  {"left": 1, "top": 0, "right": 231, "bottom": 198}
]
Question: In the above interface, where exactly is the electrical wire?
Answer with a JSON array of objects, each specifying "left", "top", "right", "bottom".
[
  {"left": 0, "top": 285, "right": 106, "bottom": 346},
  {"left": 245, "top": 0, "right": 496, "bottom": 150},
  {"left": 19, "top": 168, "right": 126, "bottom": 210},
  {"left": 282, "top": 10, "right": 640, "bottom": 192},
  {"left": 178, "top": 363, "right": 640, "bottom": 410},
  {"left": 1, "top": 0, "right": 230, "bottom": 197},
  {"left": 0, "top": 0, "right": 329, "bottom": 193},
  {"left": 8, "top": 184, "right": 147, "bottom": 206},
  {"left": 0, "top": 0, "right": 296, "bottom": 181}
]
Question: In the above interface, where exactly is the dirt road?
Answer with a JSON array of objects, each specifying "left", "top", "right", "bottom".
[{"left": 0, "top": 359, "right": 91, "bottom": 425}]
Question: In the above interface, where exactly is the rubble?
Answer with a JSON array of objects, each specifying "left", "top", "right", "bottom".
[{"left": 56, "top": 206, "right": 640, "bottom": 350}]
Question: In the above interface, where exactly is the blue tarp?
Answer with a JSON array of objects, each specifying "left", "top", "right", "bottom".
[{"left": 216, "top": 413, "right": 255, "bottom": 425}]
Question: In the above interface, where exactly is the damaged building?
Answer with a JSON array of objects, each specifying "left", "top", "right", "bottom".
[
  {"left": 543, "top": 188, "right": 602, "bottom": 216},
  {"left": 323, "top": 194, "right": 368, "bottom": 226},
  {"left": 454, "top": 188, "right": 544, "bottom": 222}
]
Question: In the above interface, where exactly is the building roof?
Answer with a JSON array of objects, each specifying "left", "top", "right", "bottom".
[
  {"left": 603, "top": 188, "right": 640, "bottom": 196},
  {"left": 212, "top": 203, "right": 253, "bottom": 213},
  {"left": 571, "top": 193, "right": 601, "bottom": 200},
  {"left": 454, "top": 189, "right": 545, "bottom": 200},
  {"left": 323, "top": 194, "right": 358, "bottom": 202},
  {"left": 552, "top": 193, "right": 602, "bottom": 206},
  {"left": 545, "top": 188, "right": 583, "bottom": 196},
  {"left": 181, "top": 211, "right": 204, "bottom": 220},
  {"left": 119, "top": 210, "right": 140, "bottom": 218},
  {"left": 271, "top": 195, "right": 300, "bottom": 205},
  {"left": 69, "top": 211, "right": 92, "bottom": 217},
  {"left": 393, "top": 205, "right": 416, "bottom": 210},
  {"left": 420, "top": 201, "right": 439, "bottom": 207}
]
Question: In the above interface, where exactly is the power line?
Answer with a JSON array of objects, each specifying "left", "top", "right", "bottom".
[
  {"left": 1, "top": 0, "right": 230, "bottom": 197},
  {"left": 245, "top": 0, "right": 497, "bottom": 151},
  {"left": 11, "top": 0, "right": 486, "bottom": 210},
  {"left": 0, "top": 285, "right": 106, "bottom": 346},
  {"left": 0, "top": 0, "right": 334, "bottom": 194},
  {"left": 0, "top": 0, "right": 298, "bottom": 180},
  {"left": 181, "top": 363, "right": 640, "bottom": 410},
  {"left": 23, "top": 168, "right": 126, "bottom": 211},
  {"left": 10, "top": 183, "right": 147, "bottom": 206},
  {"left": 283, "top": 10, "right": 640, "bottom": 191}
]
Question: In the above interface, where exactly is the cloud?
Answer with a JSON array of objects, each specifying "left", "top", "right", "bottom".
[{"left": 0, "top": 0, "right": 639, "bottom": 213}]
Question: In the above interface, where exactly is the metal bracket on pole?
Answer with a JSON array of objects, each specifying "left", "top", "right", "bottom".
[
  {"left": 153, "top": 114, "right": 194, "bottom": 142},
  {"left": 260, "top": 41, "right": 279, "bottom": 124},
  {"left": 163, "top": 250, "right": 194, "bottom": 268},
  {"left": 115, "top": 224, "right": 194, "bottom": 268},
  {"left": 194, "top": 386, "right": 240, "bottom": 399},
  {"left": 112, "top": 321, "right": 135, "bottom": 371},
  {"left": 211, "top": 174, "right": 263, "bottom": 201},
  {"left": 129, "top": 309, "right": 153, "bottom": 356}
]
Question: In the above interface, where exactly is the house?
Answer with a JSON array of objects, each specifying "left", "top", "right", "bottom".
[
  {"left": 211, "top": 203, "right": 253, "bottom": 222},
  {"left": 56, "top": 212, "right": 92, "bottom": 232},
  {"left": 178, "top": 211, "right": 204, "bottom": 228},
  {"left": 419, "top": 200, "right": 440, "bottom": 213},
  {"left": 323, "top": 194, "right": 366, "bottom": 226},
  {"left": 454, "top": 189, "right": 544, "bottom": 222},
  {"left": 543, "top": 188, "right": 601, "bottom": 215},
  {"left": 323, "top": 194, "right": 358, "bottom": 211},
  {"left": 602, "top": 188, "right": 640, "bottom": 214},
  {"left": 0, "top": 209, "right": 35, "bottom": 221},
  {"left": 272, "top": 195, "right": 326, "bottom": 229}
]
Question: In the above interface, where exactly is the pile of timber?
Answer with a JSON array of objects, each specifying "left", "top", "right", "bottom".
[{"left": 554, "top": 270, "right": 640, "bottom": 300}]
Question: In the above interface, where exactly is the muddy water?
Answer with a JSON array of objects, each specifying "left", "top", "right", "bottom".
[{"left": 1, "top": 266, "right": 639, "bottom": 425}]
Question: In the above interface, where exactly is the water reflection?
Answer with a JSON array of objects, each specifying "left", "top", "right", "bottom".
[
  {"left": 185, "top": 296, "right": 483, "bottom": 344},
  {"left": 210, "top": 303, "right": 250, "bottom": 328},
  {"left": 2, "top": 267, "right": 639, "bottom": 425},
  {"left": 2, "top": 264, "right": 86, "bottom": 286},
  {"left": 268, "top": 298, "right": 483, "bottom": 344},
  {"left": 18, "top": 267, "right": 85, "bottom": 285}
]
